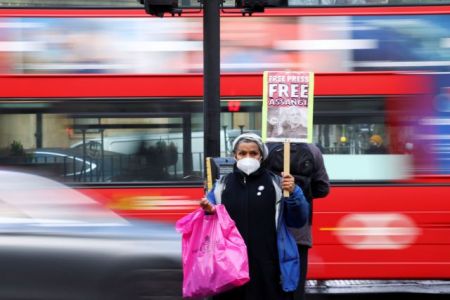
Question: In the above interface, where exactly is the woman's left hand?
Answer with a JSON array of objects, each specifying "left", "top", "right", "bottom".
[{"left": 281, "top": 173, "right": 296, "bottom": 194}]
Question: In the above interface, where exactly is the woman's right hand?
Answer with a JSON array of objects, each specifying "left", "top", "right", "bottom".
[{"left": 200, "top": 197, "right": 216, "bottom": 214}]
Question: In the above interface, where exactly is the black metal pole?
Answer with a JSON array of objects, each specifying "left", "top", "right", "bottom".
[
  {"left": 203, "top": 0, "right": 221, "bottom": 159},
  {"left": 35, "top": 113, "right": 42, "bottom": 148}
]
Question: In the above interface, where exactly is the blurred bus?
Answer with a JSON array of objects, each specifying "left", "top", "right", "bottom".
[{"left": 0, "top": 1, "right": 449, "bottom": 289}]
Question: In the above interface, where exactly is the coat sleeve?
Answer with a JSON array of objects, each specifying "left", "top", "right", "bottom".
[
  {"left": 206, "top": 186, "right": 216, "bottom": 205},
  {"left": 284, "top": 186, "right": 309, "bottom": 228},
  {"left": 308, "top": 144, "right": 330, "bottom": 199},
  {"left": 206, "top": 176, "right": 227, "bottom": 205}
]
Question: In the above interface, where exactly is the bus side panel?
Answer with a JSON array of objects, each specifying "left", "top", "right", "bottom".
[
  {"left": 79, "top": 184, "right": 450, "bottom": 279},
  {"left": 310, "top": 185, "right": 450, "bottom": 279},
  {"left": 78, "top": 186, "right": 203, "bottom": 223}
]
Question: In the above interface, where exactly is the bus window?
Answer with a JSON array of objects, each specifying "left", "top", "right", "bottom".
[
  {"left": 0, "top": 94, "right": 414, "bottom": 183},
  {"left": 0, "top": 100, "right": 208, "bottom": 183}
]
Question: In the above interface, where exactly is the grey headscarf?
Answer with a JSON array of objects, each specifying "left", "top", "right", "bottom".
[{"left": 232, "top": 133, "right": 269, "bottom": 161}]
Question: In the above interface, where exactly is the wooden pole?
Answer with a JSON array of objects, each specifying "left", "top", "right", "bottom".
[
  {"left": 206, "top": 157, "right": 213, "bottom": 191},
  {"left": 283, "top": 140, "right": 290, "bottom": 197}
]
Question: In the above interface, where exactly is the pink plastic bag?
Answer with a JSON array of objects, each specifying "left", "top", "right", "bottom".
[{"left": 175, "top": 204, "right": 250, "bottom": 299}]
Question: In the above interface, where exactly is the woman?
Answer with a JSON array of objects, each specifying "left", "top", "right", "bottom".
[{"left": 200, "top": 133, "right": 309, "bottom": 300}]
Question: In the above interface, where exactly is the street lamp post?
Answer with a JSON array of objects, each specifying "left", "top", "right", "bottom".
[
  {"left": 142, "top": 0, "right": 266, "bottom": 162},
  {"left": 203, "top": 0, "right": 221, "bottom": 159},
  {"left": 140, "top": 0, "right": 222, "bottom": 159}
]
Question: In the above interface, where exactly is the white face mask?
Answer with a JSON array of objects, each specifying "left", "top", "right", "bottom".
[{"left": 236, "top": 157, "right": 261, "bottom": 175}]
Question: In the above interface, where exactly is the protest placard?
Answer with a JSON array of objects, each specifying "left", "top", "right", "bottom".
[{"left": 262, "top": 71, "right": 315, "bottom": 143}]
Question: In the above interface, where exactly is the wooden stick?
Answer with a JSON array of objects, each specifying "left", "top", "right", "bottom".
[
  {"left": 283, "top": 140, "right": 290, "bottom": 197},
  {"left": 205, "top": 157, "right": 213, "bottom": 191}
]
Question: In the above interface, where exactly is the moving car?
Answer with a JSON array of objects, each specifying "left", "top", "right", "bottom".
[{"left": 0, "top": 170, "right": 182, "bottom": 300}]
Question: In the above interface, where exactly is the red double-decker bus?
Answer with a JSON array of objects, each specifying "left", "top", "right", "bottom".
[{"left": 0, "top": 0, "right": 449, "bottom": 291}]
